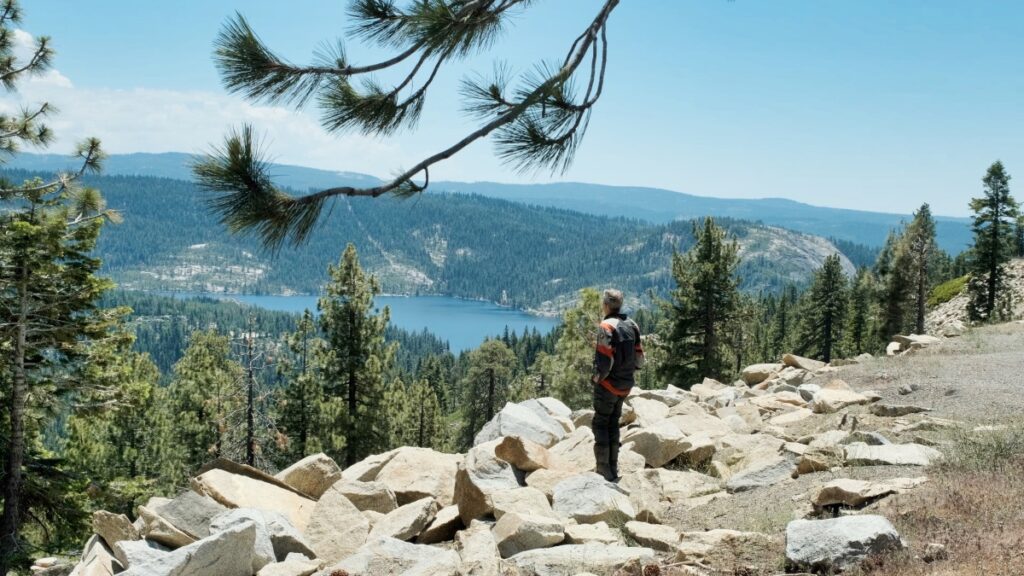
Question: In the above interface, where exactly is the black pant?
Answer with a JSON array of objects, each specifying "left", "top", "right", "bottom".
[{"left": 592, "top": 384, "right": 624, "bottom": 450}]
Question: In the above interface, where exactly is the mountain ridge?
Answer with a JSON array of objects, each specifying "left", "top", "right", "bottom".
[{"left": 4, "top": 152, "right": 971, "bottom": 253}]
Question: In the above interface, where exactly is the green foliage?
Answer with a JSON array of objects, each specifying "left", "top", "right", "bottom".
[
  {"left": 457, "top": 339, "right": 516, "bottom": 449},
  {"left": 658, "top": 218, "right": 740, "bottom": 387},
  {"left": 163, "top": 330, "right": 244, "bottom": 482},
  {"left": 845, "top": 269, "right": 876, "bottom": 355},
  {"left": 276, "top": 310, "right": 326, "bottom": 464},
  {"left": 318, "top": 244, "right": 396, "bottom": 466},
  {"left": 929, "top": 275, "right": 969, "bottom": 308},
  {"left": 968, "top": 161, "right": 1020, "bottom": 322},
  {"left": 543, "top": 288, "right": 602, "bottom": 410},
  {"left": 904, "top": 204, "right": 938, "bottom": 333},
  {"left": 797, "top": 254, "right": 849, "bottom": 363}
]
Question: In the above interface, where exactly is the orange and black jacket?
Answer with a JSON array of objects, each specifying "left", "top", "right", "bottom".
[{"left": 593, "top": 313, "right": 645, "bottom": 397}]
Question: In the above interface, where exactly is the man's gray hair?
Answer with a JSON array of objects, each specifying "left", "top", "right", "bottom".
[{"left": 603, "top": 289, "right": 624, "bottom": 310}]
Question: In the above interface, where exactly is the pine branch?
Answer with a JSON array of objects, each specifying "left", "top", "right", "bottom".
[{"left": 197, "top": 0, "right": 620, "bottom": 248}]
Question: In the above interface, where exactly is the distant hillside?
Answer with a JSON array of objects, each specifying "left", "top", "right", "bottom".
[
  {"left": 4, "top": 152, "right": 972, "bottom": 253},
  {"left": 2, "top": 168, "right": 857, "bottom": 311}
]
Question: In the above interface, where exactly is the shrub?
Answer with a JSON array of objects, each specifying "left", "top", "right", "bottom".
[{"left": 928, "top": 275, "right": 969, "bottom": 307}]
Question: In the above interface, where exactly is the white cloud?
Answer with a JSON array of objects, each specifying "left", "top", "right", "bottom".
[{"left": 2, "top": 30, "right": 404, "bottom": 179}]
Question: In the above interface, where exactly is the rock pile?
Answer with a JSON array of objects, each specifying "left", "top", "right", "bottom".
[
  {"left": 63, "top": 351, "right": 948, "bottom": 576},
  {"left": 926, "top": 258, "right": 1024, "bottom": 336}
]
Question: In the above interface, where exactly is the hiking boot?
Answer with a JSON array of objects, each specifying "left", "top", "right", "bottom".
[
  {"left": 608, "top": 442, "right": 621, "bottom": 482},
  {"left": 593, "top": 443, "right": 614, "bottom": 482}
]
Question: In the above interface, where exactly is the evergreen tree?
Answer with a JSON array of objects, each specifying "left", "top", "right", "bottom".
[
  {"left": 401, "top": 379, "right": 444, "bottom": 450},
  {"left": 1016, "top": 216, "right": 1024, "bottom": 258},
  {"left": 545, "top": 288, "right": 602, "bottom": 409},
  {"left": 277, "top": 310, "right": 326, "bottom": 463},
  {"left": 458, "top": 340, "right": 516, "bottom": 448},
  {"left": 770, "top": 286, "right": 797, "bottom": 357},
  {"left": 846, "top": 268, "right": 875, "bottom": 355},
  {"left": 798, "top": 255, "right": 849, "bottom": 362},
  {"left": 658, "top": 218, "right": 740, "bottom": 386},
  {"left": 875, "top": 230, "right": 913, "bottom": 341},
  {"left": 905, "top": 204, "right": 937, "bottom": 334},
  {"left": 165, "top": 330, "right": 243, "bottom": 480},
  {"left": 968, "top": 161, "right": 1020, "bottom": 321},
  {"left": 318, "top": 244, "right": 394, "bottom": 466}
]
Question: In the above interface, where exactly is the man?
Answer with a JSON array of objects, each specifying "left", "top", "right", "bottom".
[{"left": 592, "top": 289, "right": 645, "bottom": 481}]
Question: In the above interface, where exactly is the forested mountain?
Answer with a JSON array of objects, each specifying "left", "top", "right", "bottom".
[
  {"left": 6, "top": 152, "right": 971, "bottom": 253},
  {"left": 3, "top": 168, "right": 860, "bottom": 310}
]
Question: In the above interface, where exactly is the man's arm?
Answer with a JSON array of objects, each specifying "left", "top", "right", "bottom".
[
  {"left": 633, "top": 321, "right": 646, "bottom": 370},
  {"left": 593, "top": 322, "right": 615, "bottom": 383}
]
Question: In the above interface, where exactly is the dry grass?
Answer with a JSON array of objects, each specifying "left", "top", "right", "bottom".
[{"left": 850, "top": 426, "right": 1024, "bottom": 576}]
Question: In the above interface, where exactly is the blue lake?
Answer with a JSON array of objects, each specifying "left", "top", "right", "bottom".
[{"left": 170, "top": 293, "right": 560, "bottom": 353}]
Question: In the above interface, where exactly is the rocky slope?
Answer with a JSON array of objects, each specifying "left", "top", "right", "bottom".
[
  {"left": 54, "top": 342, "right": 971, "bottom": 576},
  {"left": 926, "top": 258, "right": 1024, "bottom": 336}
]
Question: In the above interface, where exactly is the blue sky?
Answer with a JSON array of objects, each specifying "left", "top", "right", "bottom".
[{"left": 11, "top": 0, "right": 1024, "bottom": 216}]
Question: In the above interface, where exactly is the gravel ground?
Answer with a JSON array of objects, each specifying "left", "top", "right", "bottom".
[{"left": 664, "top": 322, "right": 1024, "bottom": 552}]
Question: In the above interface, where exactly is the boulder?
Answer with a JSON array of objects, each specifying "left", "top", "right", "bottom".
[
  {"left": 256, "top": 553, "right": 319, "bottom": 576},
  {"left": 783, "top": 354, "right": 826, "bottom": 372},
  {"left": 675, "top": 529, "right": 774, "bottom": 568},
  {"left": 191, "top": 469, "right": 315, "bottom": 532},
  {"left": 666, "top": 404, "right": 733, "bottom": 438},
  {"left": 769, "top": 408, "right": 815, "bottom": 426},
  {"left": 376, "top": 446, "right": 463, "bottom": 506},
  {"left": 111, "top": 539, "right": 169, "bottom": 570},
  {"left": 548, "top": 427, "right": 596, "bottom": 472},
  {"left": 341, "top": 448, "right": 400, "bottom": 482},
  {"left": 870, "top": 404, "right": 932, "bottom": 417},
  {"left": 209, "top": 509, "right": 276, "bottom": 573},
  {"left": 210, "top": 508, "right": 314, "bottom": 564},
  {"left": 274, "top": 453, "right": 342, "bottom": 499},
  {"left": 805, "top": 430, "right": 850, "bottom": 448},
  {"left": 886, "top": 341, "right": 902, "bottom": 356},
  {"left": 676, "top": 433, "right": 716, "bottom": 467},
  {"left": 893, "top": 334, "right": 942, "bottom": 348},
  {"left": 797, "top": 384, "right": 821, "bottom": 402},
  {"left": 152, "top": 491, "right": 227, "bottom": 540},
  {"left": 563, "top": 521, "right": 620, "bottom": 545},
  {"left": 417, "top": 504, "right": 463, "bottom": 544},
  {"left": 71, "top": 535, "right": 122, "bottom": 576},
  {"left": 368, "top": 497, "right": 438, "bottom": 541},
  {"left": 330, "top": 478, "right": 399, "bottom": 513},
  {"left": 740, "top": 363, "right": 784, "bottom": 385},
  {"left": 474, "top": 401, "right": 566, "bottom": 448},
  {"left": 617, "top": 470, "right": 666, "bottom": 524},
  {"left": 626, "top": 397, "right": 670, "bottom": 427},
  {"left": 572, "top": 409, "right": 595, "bottom": 428},
  {"left": 813, "top": 478, "right": 926, "bottom": 509},
  {"left": 455, "top": 520, "right": 502, "bottom": 576},
  {"left": 796, "top": 446, "right": 844, "bottom": 475},
  {"left": 120, "top": 522, "right": 256, "bottom": 576},
  {"left": 786, "top": 515, "right": 904, "bottom": 573},
  {"left": 136, "top": 505, "right": 195, "bottom": 549},
  {"left": 91, "top": 511, "right": 138, "bottom": 549},
  {"left": 843, "top": 431, "right": 892, "bottom": 445},
  {"left": 508, "top": 544, "right": 656, "bottom": 576},
  {"left": 552, "top": 473, "right": 635, "bottom": 525},
  {"left": 525, "top": 469, "right": 580, "bottom": 501},
  {"left": 304, "top": 481, "right": 370, "bottom": 565},
  {"left": 621, "top": 420, "right": 688, "bottom": 467},
  {"left": 522, "top": 398, "right": 575, "bottom": 433},
  {"left": 454, "top": 440, "right": 521, "bottom": 524},
  {"left": 811, "top": 384, "right": 871, "bottom": 414},
  {"left": 491, "top": 487, "right": 557, "bottom": 520},
  {"left": 493, "top": 512, "right": 565, "bottom": 558},
  {"left": 650, "top": 469, "right": 723, "bottom": 502},
  {"left": 844, "top": 442, "right": 943, "bottom": 466},
  {"left": 726, "top": 455, "right": 797, "bottom": 493},
  {"left": 321, "top": 536, "right": 461, "bottom": 576},
  {"left": 495, "top": 435, "right": 551, "bottom": 472},
  {"left": 623, "top": 521, "right": 680, "bottom": 552}
]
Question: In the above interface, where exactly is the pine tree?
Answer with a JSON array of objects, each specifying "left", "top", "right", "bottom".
[
  {"left": 770, "top": 286, "right": 797, "bottom": 357},
  {"left": 165, "top": 330, "right": 243, "bottom": 480},
  {"left": 458, "top": 339, "right": 516, "bottom": 448},
  {"left": 0, "top": 3, "right": 110, "bottom": 569},
  {"left": 846, "top": 268, "right": 875, "bottom": 355},
  {"left": 968, "top": 161, "right": 1020, "bottom": 322},
  {"left": 875, "top": 230, "right": 913, "bottom": 341},
  {"left": 545, "top": 288, "right": 602, "bottom": 409},
  {"left": 277, "top": 310, "right": 325, "bottom": 462},
  {"left": 319, "top": 244, "right": 395, "bottom": 466},
  {"left": 905, "top": 204, "right": 937, "bottom": 334},
  {"left": 195, "top": 0, "right": 622, "bottom": 248},
  {"left": 659, "top": 218, "right": 740, "bottom": 386},
  {"left": 798, "top": 255, "right": 849, "bottom": 363},
  {"left": 402, "top": 379, "right": 444, "bottom": 450},
  {"left": 1016, "top": 216, "right": 1024, "bottom": 258}
]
